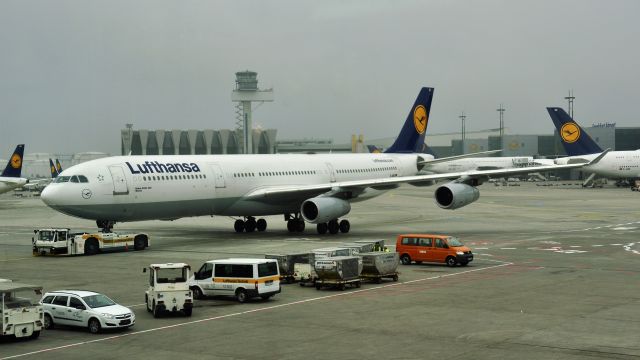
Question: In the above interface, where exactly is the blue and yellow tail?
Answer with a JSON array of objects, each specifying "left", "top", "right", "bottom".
[
  {"left": 1, "top": 144, "right": 25, "bottom": 177},
  {"left": 547, "top": 107, "right": 602, "bottom": 156},
  {"left": 385, "top": 87, "right": 434, "bottom": 153},
  {"left": 49, "top": 159, "right": 59, "bottom": 178},
  {"left": 55, "top": 159, "right": 63, "bottom": 174}
]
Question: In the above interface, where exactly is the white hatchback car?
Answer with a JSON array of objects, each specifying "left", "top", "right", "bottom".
[{"left": 40, "top": 290, "right": 135, "bottom": 334}]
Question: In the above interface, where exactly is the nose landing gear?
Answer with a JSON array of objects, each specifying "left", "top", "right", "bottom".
[{"left": 96, "top": 220, "right": 115, "bottom": 233}]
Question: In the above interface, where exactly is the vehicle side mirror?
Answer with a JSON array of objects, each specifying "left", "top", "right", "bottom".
[
  {"left": 76, "top": 305, "right": 86, "bottom": 310},
  {"left": 34, "top": 230, "right": 37, "bottom": 234},
  {"left": 143, "top": 268, "right": 147, "bottom": 273}
]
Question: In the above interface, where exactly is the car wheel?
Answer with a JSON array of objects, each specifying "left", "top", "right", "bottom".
[
  {"left": 30, "top": 330, "right": 40, "bottom": 339},
  {"left": 84, "top": 238, "right": 99, "bottom": 255},
  {"left": 192, "top": 287, "right": 203, "bottom": 300},
  {"left": 88, "top": 318, "right": 101, "bottom": 334},
  {"left": 236, "top": 289, "right": 248, "bottom": 303},
  {"left": 133, "top": 235, "right": 146, "bottom": 250},
  {"left": 459, "top": 261, "right": 469, "bottom": 266},
  {"left": 446, "top": 256, "right": 457, "bottom": 267},
  {"left": 400, "top": 254, "right": 411, "bottom": 265},
  {"left": 261, "top": 294, "right": 272, "bottom": 301},
  {"left": 184, "top": 308, "right": 192, "bottom": 317},
  {"left": 44, "top": 314, "right": 54, "bottom": 329},
  {"left": 152, "top": 301, "right": 161, "bottom": 318}
]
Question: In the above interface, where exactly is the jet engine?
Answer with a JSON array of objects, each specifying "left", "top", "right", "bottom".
[
  {"left": 300, "top": 197, "right": 351, "bottom": 224},
  {"left": 434, "top": 183, "right": 479, "bottom": 210}
]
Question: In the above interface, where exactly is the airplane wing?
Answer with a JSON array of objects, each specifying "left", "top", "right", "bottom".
[
  {"left": 245, "top": 149, "right": 609, "bottom": 201},
  {"left": 419, "top": 149, "right": 502, "bottom": 165}
]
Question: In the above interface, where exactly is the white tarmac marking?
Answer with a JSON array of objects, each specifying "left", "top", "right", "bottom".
[
  {"left": 623, "top": 242, "right": 640, "bottom": 255},
  {"left": 500, "top": 248, "right": 517, "bottom": 250},
  {"left": 611, "top": 244, "right": 623, "bottom": 246},
  {"left": 474, "top": 247, "right": 489, "bottom": 250},
  {"left": 569, "top": 246, "right": 582, "bottom": 248},
  {"left": 1, "top": 262, "right": 512, "bottom": 360},
  {"left": 592, "top": 245, "right": 604, "bottom": 247},
  {"left": 613, "top": 227, "right": 638, "bottom": 231}
]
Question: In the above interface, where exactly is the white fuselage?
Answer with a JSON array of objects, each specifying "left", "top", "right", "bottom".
[
  {"left": 0, "top": 176, "right": 27, "bottom": 194},
  {"left": 40, "top": 153, "right": 421, "bottom": 222},
  {"left": 424, "top": 157, "right": 555, "bottom": 174},
  {"left": 554, "top": 150, "right": 640, "bottom": 178}
]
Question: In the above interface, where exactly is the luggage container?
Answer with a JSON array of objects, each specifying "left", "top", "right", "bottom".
[
  {"left": 353, "top": 239, "right": 386, "bottom": 252},
  {"left": 311, "top": 247, "right": 362, "bottom": 278},
  {"left": 339, "top": 242, "right": 375, "bottom": 254},
  {"left": 265, "top": 253, "right": 310, "bottom": 283},
  {"left": 314, "top": 256, "right": 361, "bottom": 290},
  {"left": 359, "top": 252, "right": 400, "bottom": 283}
]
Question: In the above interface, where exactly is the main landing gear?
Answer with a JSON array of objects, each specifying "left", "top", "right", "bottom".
[
  {"left": 316, "top": 219, "right": 350, "bottom": 235},
  {"left": 96, "top": 220, "right": 115, "bottom": 233},
  {"left": 234, "top": 217, "right": 267, "bottom": 233},
  {"left": 285, "top": 214, "right": 305, "bottom": 233}
]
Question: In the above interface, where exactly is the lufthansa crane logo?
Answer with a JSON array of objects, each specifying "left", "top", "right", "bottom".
[
  {"left": 413, "top": 105, "right": 427, "bottom": 134},
  {"left": 82, "top": 189, "right": 92, "bottom": 199},
  {"left": 560, "top": 122, "right": 580, "bottom": 143},
  {"left": 10, "top": 154, "right": 22, "bottom": 169}
]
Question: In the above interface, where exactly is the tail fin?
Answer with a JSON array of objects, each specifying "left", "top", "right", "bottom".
[
  {"left": 547, "top": 107, "right": 602, "bottom": 155},
  {"left": 385, "top": 87, "right": 434, "bottom": 153},
  {"left": 55, "top": 158, "right": 63, "bottom": 174},
  {"left": 1, "top": 144, "right": 25, "bottom": 177},
  {"left": 49, "top": 159, "right": 59, "bottom": 178}
]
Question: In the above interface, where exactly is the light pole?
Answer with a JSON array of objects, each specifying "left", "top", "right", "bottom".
[
  {"left": 565, "top": 90, "right": 575, "bottom": 118},
  {"left": 459, "top": 112, "right": 466, "bottom": 154},
  {"left": 497, "top": 104, "right": 505, "bottom": 151}
]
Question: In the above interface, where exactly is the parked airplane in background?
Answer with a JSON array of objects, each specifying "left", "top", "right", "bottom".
[
  {"left": 0, "top": 145, "right": 27, "bottom": 195},
  {"left": 41, "top": 88, "right": 603, "bottom": 234},
  {"left": 548, "top": 107, "right": 640, "bottom": 181}
]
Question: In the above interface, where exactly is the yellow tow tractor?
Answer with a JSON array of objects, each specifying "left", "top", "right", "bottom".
[{"left": 32, "top": 228, "right": 149, "bottom": 256}]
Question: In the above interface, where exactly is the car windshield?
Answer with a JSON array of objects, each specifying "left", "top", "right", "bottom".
[
  {"left": 156, "top": 268, "right": 187, "bottom": 283},
  {"left": 82, "top": 294, "right": 116, "bottom": 308},
  {"left": 446, "top": 237, "right": 464, "bottom": 247}
]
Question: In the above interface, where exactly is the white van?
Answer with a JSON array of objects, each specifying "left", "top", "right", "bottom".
[{"left": 188, "top": 258, "right": 281, "bottom": 303}]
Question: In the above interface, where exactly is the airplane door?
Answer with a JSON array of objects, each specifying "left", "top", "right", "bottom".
[
  {"left": 108, "top": 165, "right": 129, "bottom": 195},
  {"left": 326, "top": 163, "right": 336, "bottom": 182},
  {"left": 209, "top": 164, "right": 226, "bottom": 188}
]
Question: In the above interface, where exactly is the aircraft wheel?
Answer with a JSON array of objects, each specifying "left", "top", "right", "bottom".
[
  {"left": 295, "top": 220, "right": 305, "bottom": 232},
  {"left": 339, "top": 219, "right": 350, "bottom": 233},
  {"left": 234, "top": 219, "right": 245, "bottom": 233},
  {"left": 256, "top": 218, "right": 267, "bottom": 232},
  {"left": 287, "top": 220, "right": 296, "bottom": 232},
  {"left": 328, "top": 220, "right": 339, "bottom": 234},
  {"left": 245, "top": 218, "right": 257, "bottom": 233},
  {"left": 317, "top": 223, "right": 328, "bottom": 235}
]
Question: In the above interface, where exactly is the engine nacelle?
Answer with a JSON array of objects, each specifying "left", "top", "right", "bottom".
[
  {"left": 301, "top": 197, "right": 351, "bottom": 224},
  {"left": 434, "top": 183, "right": 480, "bottom": 210}
]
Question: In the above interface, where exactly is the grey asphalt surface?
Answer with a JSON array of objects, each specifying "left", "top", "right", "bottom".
[{"left": 1, "top": 182, "right": 639, "bottom": 359}]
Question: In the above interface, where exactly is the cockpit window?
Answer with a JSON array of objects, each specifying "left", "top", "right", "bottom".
[
  {"left": 70, "top": 176, "right": 79, "bottom": 183},
  {"left": 78, "top": 175, "right": 89, "bottom": 183},
  {"left": 55, "top": 176, "right": 70, "bottom": 183}
]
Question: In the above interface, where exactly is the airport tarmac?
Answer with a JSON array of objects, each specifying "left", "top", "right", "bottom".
[{"left": 1, "top": 182, "right": 639, "bottom": 359}]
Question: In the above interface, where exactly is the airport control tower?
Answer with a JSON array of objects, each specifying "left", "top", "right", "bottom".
[{"left": 231, "top": 71, "right": 274, "bottom": 154}]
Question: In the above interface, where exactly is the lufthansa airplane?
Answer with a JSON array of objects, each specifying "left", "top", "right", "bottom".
[
  {"left": 0, "top": 144, "right": 27, "bottom": 195},
  {"left": 548, "top": 107, "right": 640, "bottom": 180},
  {"left": 41, "top": 88, "right": 604, "bottom": 234}
]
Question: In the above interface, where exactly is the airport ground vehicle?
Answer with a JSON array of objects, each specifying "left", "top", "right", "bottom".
[
  {"left": 314, "top": 257, "right": 361, "bottom": 290},
  {"left": 189, "top": 258, "right": 281, "bottom": 303},
  {"left": 396, "top": 234, "right": 473, "bottom": 266},
  {"left": 1, "top": 280, "right": 44, "bottom": 339},
  {"left": 631, "top": 180, "right": 640, "bottom": 191},
  {"left": 359, "top": 252, "right": 400, "bottom": 283},
  {"left": 265, "top": 253, "right": 309, "bottom": 283},
  {"left": 40, "top": 290, "right": 134, "bottom": 334},
  {"left": 32, "top": 228, "right": 149, "bottom": 256},
  {"left": 144, "top": 263, "right": 193, "bottom": 317}
]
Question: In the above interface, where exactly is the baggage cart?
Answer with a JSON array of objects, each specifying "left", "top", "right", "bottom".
[
  {"left": 313, "top": 256, "right": 361, "bottom": 290},
  {"left": 359, "top": 252, "right": 400, "bottom": 283}
]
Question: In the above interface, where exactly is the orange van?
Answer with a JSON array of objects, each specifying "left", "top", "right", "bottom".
[{"left": 395, "top": 234, "right": 473, "bottom": 267}]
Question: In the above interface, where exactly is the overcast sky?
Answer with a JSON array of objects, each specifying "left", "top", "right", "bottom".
[{"left": 1, "top": 0, "right": 639, "bottom": 156}]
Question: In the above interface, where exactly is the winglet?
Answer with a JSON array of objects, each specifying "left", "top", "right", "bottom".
[{"left": 587, "top": 148, "right": 610, "bottom": 166}]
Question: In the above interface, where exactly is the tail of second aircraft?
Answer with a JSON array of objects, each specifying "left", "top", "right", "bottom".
[
  {"left": 547, "top": 107, "right": 602, "bottom": 156},
  {"left": 1, "top": 144, "right": 25, "bottom": 177},
  {"left": 49, "top": 159, "right": 59, "bottom": 178},
  {"left": 385, "top": 87, "right": 434, "bottom": 153}
]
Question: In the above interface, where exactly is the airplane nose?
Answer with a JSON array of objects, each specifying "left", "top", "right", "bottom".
[{"left": 40, "top": 185, "right": 58, "bottom": 206}]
